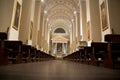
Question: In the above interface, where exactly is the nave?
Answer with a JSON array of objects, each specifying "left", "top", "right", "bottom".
[
  {"left": 0, "top": 0, "right": 120, "bottom": 79},
  {"left": 0, "top": 60, "right": 120, "bottom": 80}
]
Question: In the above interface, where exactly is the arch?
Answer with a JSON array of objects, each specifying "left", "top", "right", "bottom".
[
  {"left": 54, "top": 28, "right": 66, "bottom": 33},
  {"left": 51, "top": 26, "right": 69, "bottom": 35}
]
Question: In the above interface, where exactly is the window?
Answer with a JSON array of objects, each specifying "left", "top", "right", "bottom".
[{"left": 54, "top": 28, "right": 65, "bottom": 33}]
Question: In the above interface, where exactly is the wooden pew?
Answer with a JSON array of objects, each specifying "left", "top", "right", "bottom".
[
  {"left": 79, "top": 41, "right": 87, "bottom": 63},
  {"left": 63, "top": 53, "right": 71, "bottom": 60},
  {"left": 71, "top": 51, "right": 79, "bottom": 62},
  {"left": 79, "top": 49, "right": 85, "bottom": 63},
  {"left": 104, "top": 34, "right": 120, "bottom": 69},
  {"left": 30, "top": 47, "right": 37, "bottom": 62},
  {"left": 0, "top": 32, "right": 7, "bottom": 40},
  {"left": 39, "top": 51, "right": 45, "bottom": 61},
  {"left": 40, "top": 51, "right": 48, "bottom": 61},
  {"left": 91, "top": 42, "right": 107, "bottom": 66},
  {"left": 0, "top": 40, "right": 8, "bottom": 65},
  {"left": 21, "top": 44, "right": 31, "bottom": 63},
  {"left": 0, "top": 33, "right": 8, "bottom": 65},
  {"left": 4, "top": 41, "right": 22, "bottom": 64},
  {"left": 63, "top": 51, "right": 80, "bottom": 62},
  {"left": 45, "top": 52, "right": 55, "bottom": 60},
  {"left": 70, "top": 51, "right": 78, "bottom": 62},
  {"left": 84, "top": 46, "right": 92, "bottom": 64},
  {"left": 36, "top": 50, "right": 40, "bottom": 61},
  {"left": 76, "top": 50, "right": 81, "bottom": 62}
]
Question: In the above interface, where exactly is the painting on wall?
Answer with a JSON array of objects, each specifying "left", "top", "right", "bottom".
[
  {"left": 13, "top": 1, "right": 21, "bottom": 30},
  {"left": 100, "top": 0, "right": 108, "bottom": 31},
  {"left": 57, "top": 43, "right": 62, "bottom": 52},
  {"left": 29, "top": 21, "right": 33, "bottom": 40},
  {"left": 87, "top": 21, "right": 90, "bottom": 41}
]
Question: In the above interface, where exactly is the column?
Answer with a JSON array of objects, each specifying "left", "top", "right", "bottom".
[
  {"left": 75, "top": 13, "right": 78, "bottom": 51},
  {"left": 39, "top": 8, "right": 44, "bottom": 50},
  {"left": 87, "top": 0, "right": 102, "bottom": 41},
  {"left": 72, "top": 19, "right": 76, "bottom": 52},
  {"left": 77, "top": 12, "right": 81, "bottom": 41},
  {"left": 55, "top": 43, "right": 57, "bottom": 54},
  {"left": 36, "top": 4, "right": 41, "bottom": 49},
  {"left": 80, "top": 1, "right": 87, "bottom": 41},
  {"left": 41, "top": 13, "right": 45, "bottom": 51},
  {"left": 39, "top": 4, "right": 43, "bottom": 50},
  {"left": 64, "top": 43, "right": 67, "bottom": 54},
  {"left": 33, "top": 1, "right": 40, "bottom": 47},
  {"left": 47, "top": 29, "right": 50, "bottom": 53},
  {"left": 19, "top": 0, "right": 34, "bottom": 43}
]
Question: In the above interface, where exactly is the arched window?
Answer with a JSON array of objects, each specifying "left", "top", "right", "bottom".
[{"left": 54, "top": 28, "right": 66, "bottom": 33}]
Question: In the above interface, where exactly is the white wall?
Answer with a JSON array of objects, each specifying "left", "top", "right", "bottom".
[
  {"left": 0, "top": 0, "right": 22, "bottom": 40},
  {"left": 108, "top": 0, "right": 120, "bottom": 34},
  {"left": 99, "top": 0, "right": 120, "bottom": 41},
  {"left": 0, "top": 0, "right": 14, "bottom": 32}
]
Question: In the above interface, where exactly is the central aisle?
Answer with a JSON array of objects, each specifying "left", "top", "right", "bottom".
[{"left": 0, "top": 60, "right": 120, "bottom": 80}]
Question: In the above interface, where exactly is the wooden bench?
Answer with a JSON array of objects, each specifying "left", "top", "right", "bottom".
[
  {"left": 73, "top": 51, "right": 80, "bottom": 62},
  {"left": 41, "top": 51, "right": 54, "bottom": 61},
  {"left": 0, "top": 33, "right": 8, "bottom": 65},
  {"left": 0, "top": 32, "right": 7, "bottom": 40},
  {"left": 36, "top": 50, "right": 40, "bottom": 61},
  {"left": 104, "top": 34, "right": 120, "bottom": 69},
  {"left": 44, "top": 52, "right": 55, "bottom": 60},
  {"left": 63, "top": 53, "right": 72, "bottom": 60},
  {"left": 4, "top": 41, "right": 22, "bottom": 64},
  {"left": 21, "top": 44, "right": 31, "bottom": 63},
  {"left": 0, "top": 40, "right": 8, "bottom": 65},
  {"left": 91, "top": 42, "right": 107, "bottom": 66},
  {"left": 30, "top": 47, "right": 37, "bottom": 62},
  {"left": 40, "top": 51, "right": 50, "bottom": 61},
  {"left": 78, "top": 41, "right": 87, "bottom": 63},
  {"left": 79, "top": 49, "right": 85, "bottom": 63},
  {"left": 63, "top": 51, "right": 80, "bottom": 62},
  {"left": 84, "top": 46, "right": 92, "bottom": 64}
]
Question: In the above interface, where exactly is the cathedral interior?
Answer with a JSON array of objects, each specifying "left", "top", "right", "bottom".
[{"left": 0, "top": 0, "right": 120, "bottom": 80}]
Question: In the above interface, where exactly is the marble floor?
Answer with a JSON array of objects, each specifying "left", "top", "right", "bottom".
[{"left": 0, "top": 60, "right": 120, "bottom": 80}]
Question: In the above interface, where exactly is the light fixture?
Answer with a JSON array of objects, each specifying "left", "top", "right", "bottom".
[
  {"left": 44, "top": 10, "right": 47, "bottom": 14},
  {"left": 41, "top": 0, "right": 44, "bottom": 2},
  {"left": 74, "top": 11, "right": 77, "bottom": 15},
  {"left": 47, "top": 18, "right": 49, "bottom": 21}
]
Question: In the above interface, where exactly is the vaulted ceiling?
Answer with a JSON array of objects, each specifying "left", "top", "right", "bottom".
[
  {"left": 40, "top": 0, "right": 82, "bottom": 33},
  {"left": 37, "top": 0, "right": 85, "bottom": 42}
]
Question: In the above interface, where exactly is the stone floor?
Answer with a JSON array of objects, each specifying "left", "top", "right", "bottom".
[{"left": 0, "top": 60, "right": 120, "bottom": 80}]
